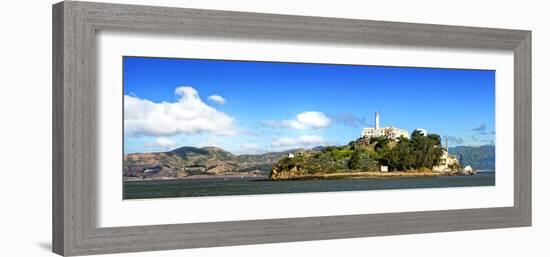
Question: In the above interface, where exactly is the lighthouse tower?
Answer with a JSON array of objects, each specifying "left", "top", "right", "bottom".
[
  {"left": 361, "top": 112, "right": 409, "bottom": 140},
  {"left": 375, "top": 111, "right": 380, "bottom": 129}
]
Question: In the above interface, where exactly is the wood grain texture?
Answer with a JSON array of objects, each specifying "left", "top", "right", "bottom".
[
  {"left": 52, "top": 2, "right": 65, "bottom": 255},
  {"left": 514, "top": 32, "right": 532, "bottom": 224},
  {"left": 52, "top": 1, "right": 532, "bottom": 256}
]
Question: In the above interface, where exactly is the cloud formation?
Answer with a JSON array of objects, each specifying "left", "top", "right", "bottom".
[
  {"left": 208, "top": 95, "right": 226, "bottom": 105},
  {"left": 330, "top": 113, "right": 367, "bottom": 128},
  {"left": 262, "top": 111, "right": 331, "bottom": 130},
  {"left": 124, "top": 86, "right": 236, "bottom": 137},
  {"left": 472, "top": 124, "right": 487, "bottom": 132},
  {"left": 271, "top": 135, "right": 326, "bottom": 148},
  {"left": 240, "top": 142, "right": 262, "bottom": 153},
  {"left": 444, "top": 135, "right": 464, "bottom": 145},
  {"left": 143, "top": 137, "right": 177, "bottom": 150}
]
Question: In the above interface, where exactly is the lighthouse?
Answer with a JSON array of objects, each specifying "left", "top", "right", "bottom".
[
  {"left": 361, "top": 112, "right": 409, "bottom": 140},
  {"left": 375, "top": 111, "right": 380, "bottom": 129}
]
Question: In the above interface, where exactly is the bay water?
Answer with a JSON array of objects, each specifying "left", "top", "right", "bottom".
[{"left": 124, "top": 172, "right": 495, "bottom": 199}]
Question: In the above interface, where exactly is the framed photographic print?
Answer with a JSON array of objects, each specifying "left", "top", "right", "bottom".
[
  {"left": 122, "top": 57, "right": 497, "bottom": 199},
  {"left": 53, "top": 1, "right": 531, "bottom": 256}
]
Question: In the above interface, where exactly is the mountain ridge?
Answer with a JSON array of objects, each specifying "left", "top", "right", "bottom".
[
  {"left": 124, "top": 144, "right": 495, "bottom": 180},
  {"left": 124, "top": 146, "right": 301, "bottom": 179},
  {"left": 448, "top": 144, "right": 495, "bottom": 170}
]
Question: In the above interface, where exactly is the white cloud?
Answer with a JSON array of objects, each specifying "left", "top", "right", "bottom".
[
  {"left": 240, "top": 142, "right": 262, "bottom": 153},
  {"left": 262, "top": 111, "right": 331, "bottom": 130},
  {"left": 294, "top": 112, "right": 331, "bottom": 128},
  {"left": 144, "top": 137, "right": 177, "bottom": 150},
  {"left": 208, "top": 95, "right": 226, "bottom": 105},
  {"left": 124, "top": 86, "right": 236, "bottom": 137},
  {"left": 272, "top": 135, "right": 326, "bottom": 148}
]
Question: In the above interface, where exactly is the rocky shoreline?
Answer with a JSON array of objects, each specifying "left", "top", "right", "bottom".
[
  {"left": 270, "top": 171, "right": 470, "bottom": 181},
  {"left": 124, "top": 170, "right": 477, "bottom": 182}
]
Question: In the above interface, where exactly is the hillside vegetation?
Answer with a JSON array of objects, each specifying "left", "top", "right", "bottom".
[
  {"left": 124, "top": 146, "right": 300, "bottom": 179},
  {"left": 270, "top": 131, "right": 446, "bottom": 179},
  {"left": 123, "top": 135, "right": 495, "bottom": 181},
  {"left": 449, "top": 145, "right": 495, "bottom": 170}
]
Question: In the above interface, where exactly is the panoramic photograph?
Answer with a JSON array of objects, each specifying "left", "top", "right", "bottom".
[{"left": 122, "top": 56, "right": 496, "bottom": 199}]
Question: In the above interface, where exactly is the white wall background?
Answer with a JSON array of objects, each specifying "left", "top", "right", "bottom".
[{"left": 0, "top": 0, "right": 547, "bottom": 256}]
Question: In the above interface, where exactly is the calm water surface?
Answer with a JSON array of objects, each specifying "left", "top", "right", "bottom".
[{"left": 123, "top": 172, "right": 495, "bottom": 199}]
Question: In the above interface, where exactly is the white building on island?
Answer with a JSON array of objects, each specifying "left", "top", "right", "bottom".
[
  {"left": 361, "top": 112, "right": 410, "bottom": 140},
  {"left": 432, "top": 150, "right": 459, "bottom": 172},
  {"left": 360, "top": 113, "right": 463, "bottom": 173},
  {"left": 432, "top": 137, "right": 460, "bottom": 172}
]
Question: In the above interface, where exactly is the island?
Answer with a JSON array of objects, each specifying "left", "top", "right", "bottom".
[
  {"left": 124, "top": 113, "right": 494, "bottom": 181},
  {"left": 122, "top": 112, "right": 496, "bottom": 199},
  {"left": 271, "top": 132, "right": 463, "bottom": 181}
]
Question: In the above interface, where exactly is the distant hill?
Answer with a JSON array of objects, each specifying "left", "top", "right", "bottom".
[
  {"left": 125, "top": 144, "right": 496, "bottom": 180},
  {"left": 448, "top": 145, "right": 495, "bottom": 170},
  {"left": 123, "top": 146, "right": 301, "bottom": 179}
]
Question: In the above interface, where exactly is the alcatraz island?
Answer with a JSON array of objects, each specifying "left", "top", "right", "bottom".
[
  {"left": 124, "top": 112, "right": 481, "bottom": 181},
  {"left": 269, "top": 112, "right": 474, "bottom": 181}
]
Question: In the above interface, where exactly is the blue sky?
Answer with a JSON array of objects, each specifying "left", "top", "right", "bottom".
[{"left": 123, "top": 56, "right": 495, "bottom": 154}]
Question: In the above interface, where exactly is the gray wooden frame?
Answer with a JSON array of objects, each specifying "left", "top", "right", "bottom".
[{"left": 52, "top": 1, "right": 531, "bottom": 256}]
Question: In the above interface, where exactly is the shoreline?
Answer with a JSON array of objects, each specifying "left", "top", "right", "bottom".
[
  {"left": 123, "top": 171, "right": 481, "bottom": 182},
  {"left": 269, "top": 171, "right": 451, "bottom": 181},
  {"left": 124, "top": 173, "right": 268, "bottom": 182}
]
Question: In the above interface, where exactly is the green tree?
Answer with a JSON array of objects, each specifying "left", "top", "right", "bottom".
[
  {"left": 386, "top": 138, "right": 413, "bottom": 171},
  {"left": 272, "top": 131, "right": 445, "bottom": 175},
  {"left": 381, "top": 131, "right": 445, "bottom": 171},
  {"left": 370, "top": 136, "right": 391, "bottom": 152},
  {"left": 408, "top": 130, "right": 444, "bottom": 170},
  {"left": 349, "top": 149, "right": 379, "bottom": 171}
]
